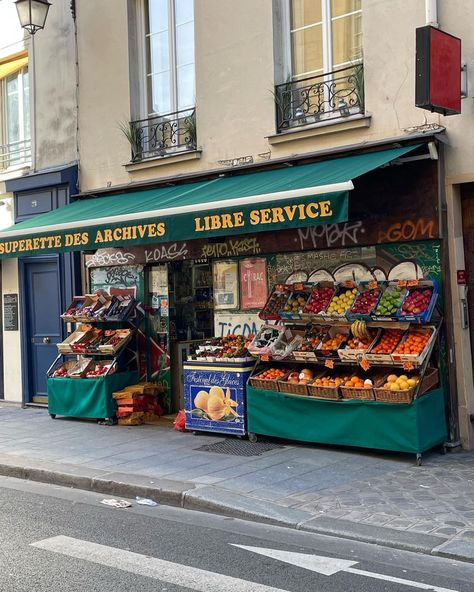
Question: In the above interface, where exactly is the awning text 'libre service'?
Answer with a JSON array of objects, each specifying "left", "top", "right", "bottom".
[{"left": 0, "top": 146, "right": 419, "bottom": 259}]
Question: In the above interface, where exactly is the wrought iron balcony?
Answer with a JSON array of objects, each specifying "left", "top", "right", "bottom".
[
  {"left": 0, "top": 138, "right": 32, "bottom": 171},
  {"left": 127, "top": 108, "right": 197, "bottom": 162},
  {"left": 274, "top": 64, "right": 364, "bottom": 133}
]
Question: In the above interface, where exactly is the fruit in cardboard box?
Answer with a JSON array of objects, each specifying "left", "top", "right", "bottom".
[
  {"left": 371, "top": 329, "right": 404, "bottom": 354},
  {"left": 350, "top": 288, "right": 381, "bottom": 315},
  {"left": 346, "top": 331, "right": 374, "bottom": 350},
  {"left": 284, "top": 292, "right": 310, "bottom": 314},
  {"left": 321, "top": 332, "right": 347, "bottom": 350},
  {"left": 394, "top": 330, "right": 431, "bottom": 355},
  {"left": 374, "top": 286, "right": 404, "bottom": 316},
  {"left": 326, "top": 288, "right": 357, "bottom": 316},
  {"left": 304, "top": 287, "right": 334, "bottom": 314},
  {"left": 262, "top": 289, "right": 290, "bottom": 316},
  {"left": 400, "top": 287, "right": 433, "bottom": 316}
]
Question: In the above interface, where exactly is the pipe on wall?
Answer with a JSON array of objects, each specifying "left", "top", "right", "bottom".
[{"left": 425, "top": 0, "right": 438, "bottom": 27}]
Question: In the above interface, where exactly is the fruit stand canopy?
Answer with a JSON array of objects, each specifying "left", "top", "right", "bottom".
[{"left": 0, "top": 145, "right": 419, "bottom": 259}]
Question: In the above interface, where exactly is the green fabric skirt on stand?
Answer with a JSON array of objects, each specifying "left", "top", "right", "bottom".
[
  {"left": 246, "top": 386, "right": 447, "bottom": 454},
  {"left": 48, "top": 372, "right": 139, "bottom": 419}
]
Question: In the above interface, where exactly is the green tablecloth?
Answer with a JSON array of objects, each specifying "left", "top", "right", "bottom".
[
  {"left": 47, "top": 372, "right": 138, "bottom": 419},
  {"left": 246, "top": 386, "right": 447, "bottom": 454}
]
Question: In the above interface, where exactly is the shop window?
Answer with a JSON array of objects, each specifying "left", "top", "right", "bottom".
[
  {"left": 274, "top": 0, "right": 363, "bottom": 131},
  {"left": 0, "top": 63, "right": 31, "bottom": 171}
]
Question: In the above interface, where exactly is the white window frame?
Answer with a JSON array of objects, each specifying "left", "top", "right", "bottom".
[
  {"left": 0, "top": 65, "right": 31, "bottom": 170},
  {"left": 136, "top": 0, "right": 195, "bottom": 119},
  {"left": 286, "top": 0, "right": 362, "bottom": 81}
]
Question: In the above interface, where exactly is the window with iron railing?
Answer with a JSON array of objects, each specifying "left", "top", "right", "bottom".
[
  {"left": 0, "top": 65, "right": 31, "bottom": 171},
  {"left": 127, "top": 0, "right": 196, "bottom": 161},
  {"left": 275, "top": 0, "right": 363, "bottom": 132}
]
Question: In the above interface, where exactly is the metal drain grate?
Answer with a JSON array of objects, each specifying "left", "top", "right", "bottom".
[{"left": 194, "top": 439, "right": 284, "bottom": 457}]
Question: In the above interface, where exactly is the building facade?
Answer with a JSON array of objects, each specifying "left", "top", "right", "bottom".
[{"left": 1, "top": 0, "right": 473, "bottom": 448}]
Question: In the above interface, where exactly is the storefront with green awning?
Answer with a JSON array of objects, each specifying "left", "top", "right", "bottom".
[{"left": 0, "top": 142, "right": 450, "bottom": 458}]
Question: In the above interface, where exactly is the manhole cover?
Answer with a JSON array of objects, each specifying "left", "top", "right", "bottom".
[{"left": 195, "top": 439, "right": 284, "bottom": 457}]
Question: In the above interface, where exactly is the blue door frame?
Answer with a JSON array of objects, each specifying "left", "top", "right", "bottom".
[{"left": 11, "top": 166, "right": 80, "bottom": 406}]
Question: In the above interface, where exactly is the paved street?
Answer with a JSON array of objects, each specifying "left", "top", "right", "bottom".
[
  {"left": 1, "top": 404, "right": 474, "bottom": 561},
  {"left": 1, "top": 475, "right": 474, "bottom": 591}
]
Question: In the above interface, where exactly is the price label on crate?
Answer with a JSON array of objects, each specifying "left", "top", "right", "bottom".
[
  {"left": 407, "top": 279, "right": 419, "bottom": 287},
  {"left": 324, "top": 359, "right": 335, "bottom": 369},
  {"left": 403, "top": 361, "right": 415, "bottom": 371},
  {"left": 397, "top": 280, "right": 408, "bottom": 287},
  {"left": 344, "top": 281, "right": 356, "bottom": 288},
  {"left": 260, "top": 354, "right": 270, "bottom": 362},
  {"left": 368, "top": 280, "right": 378, "bottom": 290},
  {"left": 359, "top": 357, "right": 371, "bottom": 371},
  {"left": 293, "top": 283, "right": 304, "bottom": 291}
]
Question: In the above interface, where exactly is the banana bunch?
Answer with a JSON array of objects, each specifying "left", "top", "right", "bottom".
[{"left": 351, "top": 320, "right": 370, "bottom": 340}]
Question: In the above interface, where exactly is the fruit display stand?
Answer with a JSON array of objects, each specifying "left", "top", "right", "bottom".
[
  {"left": 247, "top": 280, "right": 447, "bottom": 464},
  {"left": 47, "top": 294, "right": 141, "bottom": 424}
]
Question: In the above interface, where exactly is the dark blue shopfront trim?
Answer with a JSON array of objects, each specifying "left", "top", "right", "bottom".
[{"left": 5, "top": 164, "right": 78, "bottom": 195}]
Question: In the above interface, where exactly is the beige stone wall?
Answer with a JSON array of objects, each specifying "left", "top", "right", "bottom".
[
  {"left": 32, "top": 1, "right": 77, "bottom": 170},
  {"left": 1, "top": 258, "right": 22, "bottom": 404}
]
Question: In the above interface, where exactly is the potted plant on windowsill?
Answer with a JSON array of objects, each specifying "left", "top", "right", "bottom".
[
  {"left": 119, "top": 121, "right": 142, "bottom": 162},
  {"left": 183, "top": 111, "right": 197, "bottom": 150}
]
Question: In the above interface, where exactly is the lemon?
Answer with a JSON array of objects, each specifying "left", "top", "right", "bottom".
[
  {"left": 389, "top": 383, "right": 400, "bottom": 391},
  {"left": 407, "top": 378, "right": 417, "bottom": 387}
]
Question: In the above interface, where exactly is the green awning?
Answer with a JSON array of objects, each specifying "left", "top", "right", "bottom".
[{"left": 0, "top": 145, "right": 418, "bottom": 259}]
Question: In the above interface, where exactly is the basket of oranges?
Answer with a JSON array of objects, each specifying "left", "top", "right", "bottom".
[
  {"left": 249, "top": 367, "right": 289, "bottom": 391},
  {"left": 307, "top": 372, "right": 352, "bottom": 400},
  {"left": 340, "top": 375, "right": 379, "bottom": 400},
  {"left": 317, "top": 328, "right": 350, "bottom": 359},
  {"left": 366, "top": 328, "right": 405, "bottom": 363}
]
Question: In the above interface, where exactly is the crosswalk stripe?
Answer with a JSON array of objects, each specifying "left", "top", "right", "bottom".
[{"left": 31, "top": 536, "right": 290, "bottom": 592}]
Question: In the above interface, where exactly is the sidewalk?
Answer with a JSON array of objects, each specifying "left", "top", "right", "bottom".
[{"left": 1, "top": 404, "right": 474, "bottom": 562}]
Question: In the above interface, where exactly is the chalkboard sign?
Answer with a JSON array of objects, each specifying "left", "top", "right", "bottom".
[{"left": 4, "top": 293, "right": 18, "bottom": 331}]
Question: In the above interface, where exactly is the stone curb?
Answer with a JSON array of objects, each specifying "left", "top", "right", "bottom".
[{"left": 1, "top": 457, "right": 474, "bottom": 564}]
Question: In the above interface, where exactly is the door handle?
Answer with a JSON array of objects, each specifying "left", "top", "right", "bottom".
[{"left": 43, "top": 337, "right": 51, "bottom": 344}]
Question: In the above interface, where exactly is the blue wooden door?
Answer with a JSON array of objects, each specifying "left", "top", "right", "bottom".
[{"left": 24, "top": 260, "right": 62, "bottom": 403}]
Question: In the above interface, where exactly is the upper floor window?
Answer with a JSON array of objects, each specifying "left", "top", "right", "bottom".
[
  {"left": 273, "top": 0, "right": 363, "bottom": 133},
  {"left": 145, "top": 0, "right": 195, "bottom": 116},
  {"left": 290, "top": 0, "right": 362, "bottom": 80},
  {"left": 0, "top": 58, "right": 31, "bottom": 171}
]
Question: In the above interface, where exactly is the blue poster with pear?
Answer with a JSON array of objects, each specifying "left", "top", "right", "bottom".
[{"left": 184, "top": 362, "right": 255, "bottom": 435}]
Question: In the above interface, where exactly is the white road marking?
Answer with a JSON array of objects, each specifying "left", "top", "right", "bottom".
[
  {"left": 232, "top": 545, "right": 459, "bottom": 592},
  {"left": 31, "top": 536, "right": 289, "bottom": 592}
]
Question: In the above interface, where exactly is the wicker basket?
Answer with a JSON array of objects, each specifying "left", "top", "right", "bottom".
[
  {"left": 278, "top": 378, "right": 309, "bottom": 396},
  {"left": 249, "top": 371, "right": 289, "bottom": 392},
  {"left": 340, "top": 384, "right": 375, "bottom": 400},
  {"left": 307, "top": 381, "right": 341, "bottom": 400},
  {"left": 374, "top": 368, "right": 439, "bottom": 404}
]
